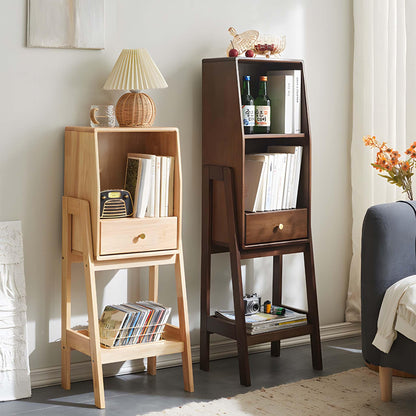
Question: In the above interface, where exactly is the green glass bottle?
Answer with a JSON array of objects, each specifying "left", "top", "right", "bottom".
[
  {"left": 241, "top": 75, "right": 255, "bottom": 134},
  {"left": 254, "top": 75, "right": 271, "bottom": 134}
]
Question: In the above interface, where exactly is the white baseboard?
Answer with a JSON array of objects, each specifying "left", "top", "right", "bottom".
[{"left": 30, "top": 321, "right": 361, "bottom": 389}]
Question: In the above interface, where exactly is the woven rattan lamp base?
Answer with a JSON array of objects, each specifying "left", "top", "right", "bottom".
[{"left": 115, "top": 92, "right": 156, "bottom": 127}]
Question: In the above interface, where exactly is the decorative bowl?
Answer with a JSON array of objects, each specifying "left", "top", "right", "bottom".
[{"left": 254, "top": 34, "right": 286, "bottom": 58}]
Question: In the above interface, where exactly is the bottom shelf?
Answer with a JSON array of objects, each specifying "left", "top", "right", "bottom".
[
  {"left": 66, "top": 324, "right": 184, "bottom": 364},
  {"left": 206, "top": 315, "right": 313, "bottom": 346}
]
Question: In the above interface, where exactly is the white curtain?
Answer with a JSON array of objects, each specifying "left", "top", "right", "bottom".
[
  {"left": 346, "top": 0, "right": 407, "bottom": 322},
  {"left": 0, "top": 221, "right": 31, "bottom": 401}
]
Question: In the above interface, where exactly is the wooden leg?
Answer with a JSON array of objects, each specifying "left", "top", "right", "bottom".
[
  {"left": 81, "top": 204, "right": 105, "bottom": 409},
  {"left": 147, "top": 265, "right": 159, "bottom": 375},
  {"left": 304, "top": 243, "right": 323, "bottom": 370},
  {"left": 229, "top": 244, "right": 251, "bottom": 386},
  {"left": 175, "top": 246, "right": 194, "bottom": 392},
  {"left": 379, "top": 366, "right": 393, "bottom": 402},
  {"left": 84, "top": 262, "right": 105, "bottom": 408},
  {"left": 200, "top": 165, "right": 212, "bottom": 371},
  {"left": 200, "top": 245, "right": 211, "bottom": 371},
  {"left": 61, "top": 198, "right": 72, "bottom": 390},
  {"left": 224, "top": 167, "right": 251, "bottom": 386},
  {"left": 271, "top": 255, "right": 282, "bottom": 357}
]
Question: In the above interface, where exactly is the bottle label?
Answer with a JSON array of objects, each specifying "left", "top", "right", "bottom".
[
  {"left": 255, "top": 106, "right": 271, "bottom": 126},
  {"left": 242, "top": 105, "right": 255, "bottom": 126}
]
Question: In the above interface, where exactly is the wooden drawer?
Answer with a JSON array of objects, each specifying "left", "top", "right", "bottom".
[
  {"left": 245, "top": 209, "right": 307, "bottom": 245},
  {"left": 100, "top": 217, "right": 177, "bottom": 255}
]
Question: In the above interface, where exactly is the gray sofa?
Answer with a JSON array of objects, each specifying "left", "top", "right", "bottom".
[{"left": 361, "top": 200, "right": 416, "bottom": 400}]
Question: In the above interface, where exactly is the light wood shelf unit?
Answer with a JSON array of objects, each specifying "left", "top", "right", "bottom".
[
  {"left": 201, "top": 57, "right": 322, "bottom": 386},
  {"left": 62, "top": 127, "right": 194, "bottom": 409}
]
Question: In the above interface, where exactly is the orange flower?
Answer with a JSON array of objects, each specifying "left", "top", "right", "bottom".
[
  {"left": 364, "top": 135, "right": 414, "bottom": 200},
  {"left": 390, "top": 150, "right": 400, "bottom": 166},
  {"left": 363, "top": 135, "right": 377, "bottom": 147},
  {"left": 405, "top": 141, "right": 416, "bottom": 157},
  {"left": 401, "top": 161, "right": 410, "bottom": 171},
  {"left": 375, "top": 153, "right": 393, "bottom": 170},
  {"left": 376, "top": 152, "right": 385, "bottom": 164}
]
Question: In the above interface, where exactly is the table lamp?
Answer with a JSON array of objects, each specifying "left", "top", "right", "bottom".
[{"left": 103, "top": 49, "right": 168, "bottom": 127}]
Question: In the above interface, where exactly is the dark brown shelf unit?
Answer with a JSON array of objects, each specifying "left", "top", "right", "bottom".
[{"left": 201, "top": 57, "right": 322, "bottom": 386}]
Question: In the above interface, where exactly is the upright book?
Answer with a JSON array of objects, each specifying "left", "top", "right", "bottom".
[
  {"left": 268, "top": 146, "right": 303, "bottom": 209},
  {"left": 267, "top": 70, "right": 302, "bottom": 134},
  {"left": 124, "top": 157, "right": 142, "bottom": 216},
  {"left": 245, "top": 154, "right": 269, "bottom": 212},
  {"left": 124, "top": 155, "right": 152, "bottom": 218},
  {"left": 267, "top": 71, "right": 293, "bottom": 134},
  {"left": 128, "top": 153, "right": 157, "bottom": 217},
  {"left": 293, "top": 70, "right": 302, "bottom": 133},
  {"left": 244, "top": 157, "right": 265, "bottom": 212}
]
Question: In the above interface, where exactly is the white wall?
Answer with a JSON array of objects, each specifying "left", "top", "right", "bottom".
[
  {"left": 0, "top": 0, "right": 353, "bottom": 372},
  {"left": 407, "top": 0, "right": 416, "bottom": 139}
]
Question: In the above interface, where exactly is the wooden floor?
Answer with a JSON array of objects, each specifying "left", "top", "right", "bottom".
[{"left": 0, "top": 336, "right": 366, "bottom": 415}]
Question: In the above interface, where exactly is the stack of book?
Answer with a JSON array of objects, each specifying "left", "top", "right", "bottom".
[
  {"left": 267, "top": 69, "right": 302, "bottom": 134},
  {"left": 215, "top": 308, "right": 307, "bottom": 335},
  {"left": 124, "top": 153, "right": 174, "bottom": 218},
  {"left": 245, "top": 146, "right": 302, "bottom": 212},
  {"left": 99, "top": 301, "right": 172, "bottom": 347}
]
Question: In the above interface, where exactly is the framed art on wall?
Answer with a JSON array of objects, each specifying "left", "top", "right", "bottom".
[{"left": 27, "top": 0, "right": 105, "bottom": 50}]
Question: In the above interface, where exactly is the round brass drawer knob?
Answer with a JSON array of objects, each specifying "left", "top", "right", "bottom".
[
  {"left": 273, "top": 224, "right": 284, "bottom": 233},
  {"left": 133, "top": 233, "right": 146, "bottom": 243}
]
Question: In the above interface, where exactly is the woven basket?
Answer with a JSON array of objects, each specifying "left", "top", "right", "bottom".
[{"left": 115, "top": 92, "right": 156, "bottom": 127}]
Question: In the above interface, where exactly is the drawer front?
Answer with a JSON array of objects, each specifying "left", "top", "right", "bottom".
[
  {"left": 100, "top": 217, "right": 177, "bottom": 255},
  {"left": 245, "top": 209, "right": 307, "bottom": 245}
]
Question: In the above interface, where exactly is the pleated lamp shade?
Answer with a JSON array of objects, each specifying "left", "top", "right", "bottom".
[{"left": 103, "top": 49, "right": 168, "bottom": 127}]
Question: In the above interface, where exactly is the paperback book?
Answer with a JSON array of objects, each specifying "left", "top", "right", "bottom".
[
  {"left": 124, "top": 154, "right": 174, "bottom": 218},
  {"left": 267, "top": 69, "right": 302, "bottom": 134}
]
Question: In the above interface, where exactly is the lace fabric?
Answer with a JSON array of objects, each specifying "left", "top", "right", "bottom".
[
  {"left": 0, "top": 222, "right": 25, "bottom": 265},
  {"left": 0, "top": 221, "right": 31, "bottom": 401}
]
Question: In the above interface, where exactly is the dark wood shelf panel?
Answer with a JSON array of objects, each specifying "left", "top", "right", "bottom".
[
  {"left": 206, "top": 316, "right": 312, "bottom": 346},
  {"left": 246, "top": 324, "right": 313, "bottom": 346},
  {"left": 244, "top": 133, "right": 305, "bottom": 140},
  {"left": 211, "top": 239, "right": 310, "bottom": 258},
  {"left": 206, "top": 315, "right": 236, "bottom": 338},
  {"left": 240, "top": 240, "right": 310, "bottom": 257}
]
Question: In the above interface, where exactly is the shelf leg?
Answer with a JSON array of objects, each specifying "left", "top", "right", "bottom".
[
  {"left": 175, "top": 245, "right": 194, "bottom": 392},
  {"left": 61, "top": 197, "right": 72, "bottom": 390},
  {"left": 229, "top": 245, "right": 251, "bottom": 386},
  {"left": 147, "top": 265, "right": 159, "bottom": 376},
  {"left": 271, "top": 255, "right": 283, "bottom": 357},
  {"left": 224, "top": 167, "right": 251, "bottom": 386},
  {"left": 304, "top": 242, "right": 323, "bottom": 370},
  {"left": 81, "top": 202, "right": 105, "bottom": 409},
  {"left": 200, "top": 165, "right": 212, "bottom": 371}
]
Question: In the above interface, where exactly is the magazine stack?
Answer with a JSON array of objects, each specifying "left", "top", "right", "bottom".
[
  {"left": 215, "top": 307, "right": 307, "bottom": 335},
  {"left": 99, "top": 301, "right": 171, "bottom": 347}
]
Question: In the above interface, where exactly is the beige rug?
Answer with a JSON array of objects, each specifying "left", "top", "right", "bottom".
[{"left": 141, "top": 367, "right": 415, "bottom": 415}]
